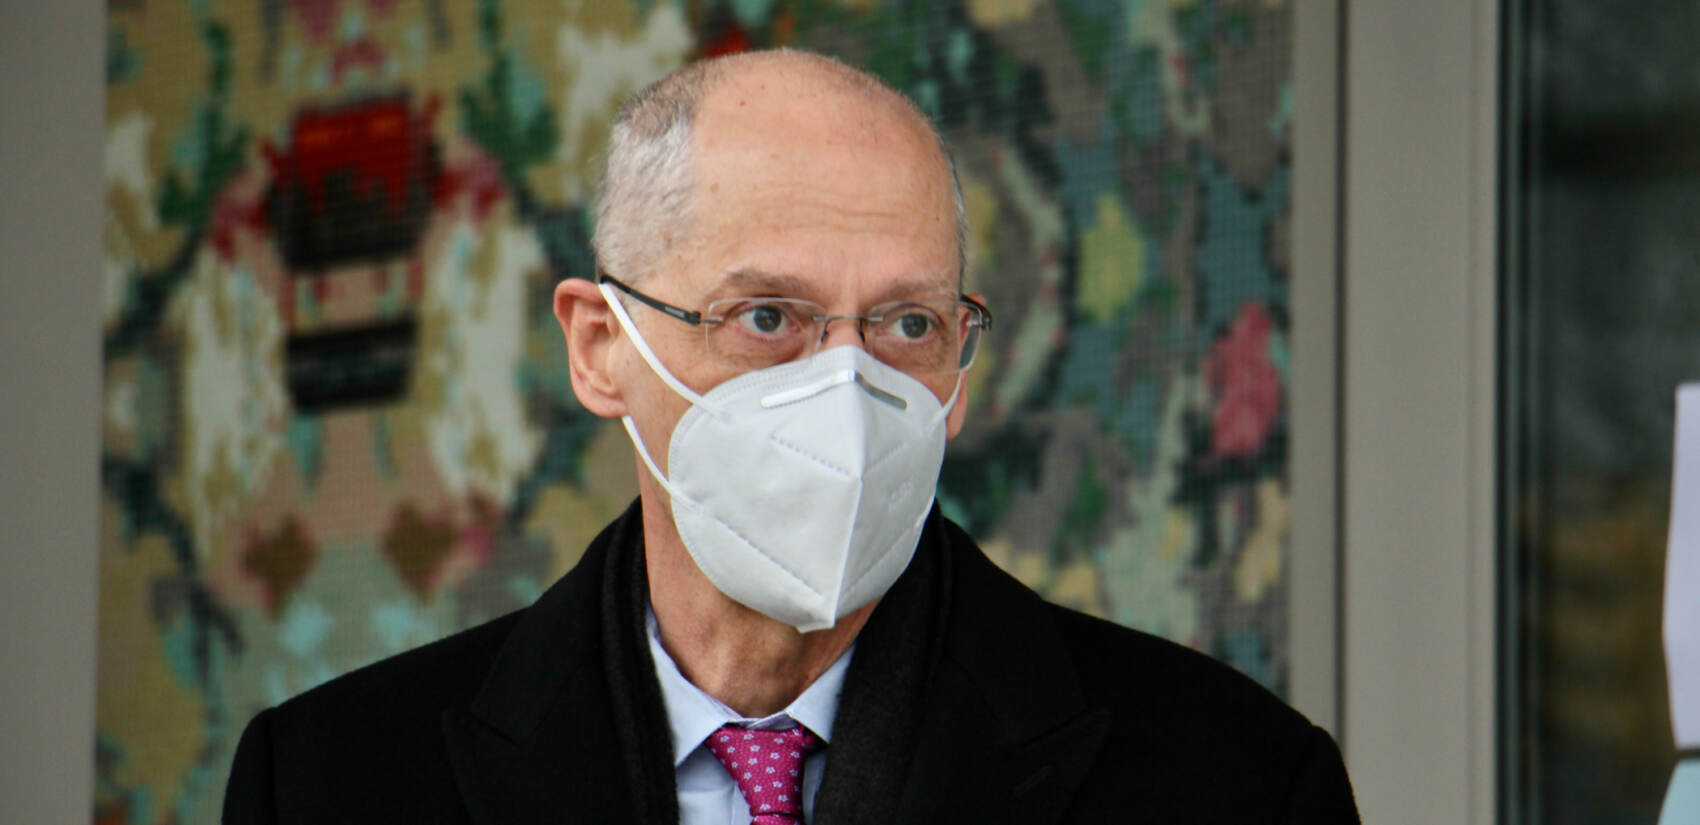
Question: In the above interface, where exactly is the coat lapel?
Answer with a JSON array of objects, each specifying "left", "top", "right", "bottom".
[
  {"left": 440, "top": 504, "right": 1112, "bottom": 825},
  {"left": 440, "top": 505, "right": 663, "bottom": 824},
  {"left": 890, "top": 519, "right": 1112, "bottom": 825}
]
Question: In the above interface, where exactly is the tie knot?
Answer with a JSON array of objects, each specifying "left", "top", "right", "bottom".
[{"left": 704, "top": 723, "right": 823, "bottom": 824}]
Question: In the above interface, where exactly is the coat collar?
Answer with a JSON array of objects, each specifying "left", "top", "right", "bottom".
[
  {"left": 440, "top": 504, "right": 1110, "bottom": 825},
  {"left": 885, "top": 515, "right": 1112, "bottom": 825},
  {"left": 440, "top": 502, "right": 667, "bottom": 824}
]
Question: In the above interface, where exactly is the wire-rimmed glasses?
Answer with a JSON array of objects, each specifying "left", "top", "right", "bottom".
[{"left": 599, "top": 272, "right": 992, "bottom": 377}]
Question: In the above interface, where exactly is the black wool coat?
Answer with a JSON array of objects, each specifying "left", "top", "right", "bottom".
[{"left": 223, "top": 502, "right": 1360, "bottom": 824}]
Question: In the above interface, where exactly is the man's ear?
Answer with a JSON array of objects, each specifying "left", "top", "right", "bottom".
[
  {"left": 945, "top": 386, "right": 969, "bottom": 439},
  {"left": 554, "top": 277, "right": 628, "bottom": 419},
  {"left": 944, "top": 291, "right": 988, "bottom": 440}
]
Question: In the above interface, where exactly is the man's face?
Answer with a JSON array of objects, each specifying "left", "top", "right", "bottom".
[{"left": 613, "top": 70, "right": 967, "bottom": 483}]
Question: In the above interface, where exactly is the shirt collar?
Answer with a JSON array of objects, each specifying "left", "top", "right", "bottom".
[{"left": 646, "top": 607, "right": 853, "bottom": 768}]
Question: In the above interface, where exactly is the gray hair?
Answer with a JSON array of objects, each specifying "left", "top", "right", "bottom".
[{"left": 592, "top": 49, "right": 969, "bottom": 289}]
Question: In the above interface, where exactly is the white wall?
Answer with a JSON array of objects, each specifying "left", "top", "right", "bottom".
[
  {"left": 1289, "top": 0, "right": 1344, "bottom": 736},
  {"left": 1340, "top": 0, "right": 1499, "bottom": 823},
  {"left": 0, "top": 0, "right": 104, "bottom": 822}
]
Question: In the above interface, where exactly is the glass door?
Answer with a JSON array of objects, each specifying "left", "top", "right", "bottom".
[{"left": 1500, "top": 1, "right": 1700, "bottom": 822}]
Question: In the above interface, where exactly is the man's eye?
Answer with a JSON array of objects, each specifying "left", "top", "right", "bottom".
[
  {"left": 737, "top": 304, "right": 791, "bottom": 335},
  {"left": 893, "top": 312, "right": 935, "bottom": 340}
]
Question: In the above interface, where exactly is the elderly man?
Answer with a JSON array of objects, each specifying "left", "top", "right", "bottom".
[{"left": 223, "top": 49, "right": 1358, "bottom": 824}]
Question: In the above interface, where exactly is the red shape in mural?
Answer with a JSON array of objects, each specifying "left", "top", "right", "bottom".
[
  {"left": 264, "top": 93, "right": 442, "bottom": 256},
  {"left": 331, "top": 37, "right": 387, "bottom": 84},
  {"left": 288, "top": 0, "right": 342, "bottom": 43},
  {"left": 699, "top": 15, "right": 750, "bottom": 59},
  {"left": 434, "top": 143, "right": 506, "bottom": 223},
  {"left": 1207, "top": 302, "right": 1283, "bottom": 460},
  {"left": 260, "top": 93, "right": 442, "bottom": 411},
  {"left": 207, "top": 176, "right": 270, "bottom": 262}
]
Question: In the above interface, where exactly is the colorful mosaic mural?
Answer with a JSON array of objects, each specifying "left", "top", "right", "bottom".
[{"left": 98, "top": 1, "right": 1295, "bottom": 821}]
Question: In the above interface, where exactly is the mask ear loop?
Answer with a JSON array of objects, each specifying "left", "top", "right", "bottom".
[
  {"left": 930, "top": 371, "right": 965, "bottom": 427},
  {"left": 597, "top": 280, "right": 716, "bottom": 493},
  {"left": 598, "top": 281, "right": 713, "bottom": 410}
]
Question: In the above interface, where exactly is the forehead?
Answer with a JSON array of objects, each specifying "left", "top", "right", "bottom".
[{"left": 677, "top": 67, "right": 958, "bottom": 302}]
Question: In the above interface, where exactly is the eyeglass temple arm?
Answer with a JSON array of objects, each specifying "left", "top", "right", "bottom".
[
  {"left": 598, "top": 271, "right": 704, "bottom": 325},
  {"left": 962, "top": 294, "right": 993, "bottom": 330}
]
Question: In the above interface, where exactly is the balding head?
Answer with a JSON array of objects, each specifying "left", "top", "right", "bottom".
[{"left": 592, "top": 49, "right": 966, "bottom": 288}]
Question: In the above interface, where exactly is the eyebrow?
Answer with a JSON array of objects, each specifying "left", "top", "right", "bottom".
[
  {"left": 707, "top": 268, "right": 959, "bottom": 304},
  {"left": 709, "top": 269, "right": 817, "bottom": 300}
]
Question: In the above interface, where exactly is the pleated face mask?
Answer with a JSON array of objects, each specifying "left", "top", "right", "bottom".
[{"left": 602, "top": 281, "right": 958, "bottom": 631}]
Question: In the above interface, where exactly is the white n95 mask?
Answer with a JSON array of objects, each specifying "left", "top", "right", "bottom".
[{"left": 600, "top": 281, "right": 958, "bottom": 632}]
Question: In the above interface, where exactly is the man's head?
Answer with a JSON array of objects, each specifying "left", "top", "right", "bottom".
[
  {"left": 560, "top": 49, "right": 975, "bottom": 475},
  {"left": 554, "top": 47, "right": 983, "bottom": 642}
]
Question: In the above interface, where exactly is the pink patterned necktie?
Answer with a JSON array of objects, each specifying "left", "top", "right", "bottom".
[{"left": 704, "top": 723, "right": 823, "bottom": 825}]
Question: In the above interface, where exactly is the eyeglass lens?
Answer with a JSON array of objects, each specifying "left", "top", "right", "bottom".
[{"left": 703, "top": 297, "right": 983, "bottom": 375}]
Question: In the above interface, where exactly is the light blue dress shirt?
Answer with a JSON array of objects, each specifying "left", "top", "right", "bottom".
[
  {"left": 1660, "top": 759, "right": 1700, "bottom": 825},
  {"left": 646, "top": 610, "right": 853, "bottom": 825}
]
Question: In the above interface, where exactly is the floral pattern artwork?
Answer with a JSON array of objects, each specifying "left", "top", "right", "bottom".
[{"left": 98, "top": 1, "right": 1296, "bottom": 822}]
